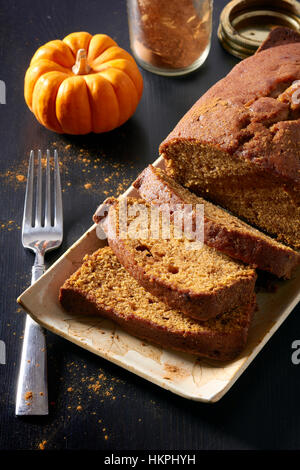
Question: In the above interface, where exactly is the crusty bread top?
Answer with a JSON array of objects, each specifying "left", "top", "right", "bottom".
[
  {"left": 159, "top": 28, "right": 300, "bottom": 186},
  {"left": 256, "top": 27, "right": 300, "bottom": 53}
]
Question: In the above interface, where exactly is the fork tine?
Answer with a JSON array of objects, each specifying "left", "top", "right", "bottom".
[
  {"left": 35, "top": 150, "right": 42, "bottom": 226},
  {"left": 22, "top": 150, "right": 34, "bottom": 229},
  {"left": 53, "top": 150, "right": 63, "bottom": 227},
  {"left": 44, "top": 149, "right": 51, "bottom": 226}
]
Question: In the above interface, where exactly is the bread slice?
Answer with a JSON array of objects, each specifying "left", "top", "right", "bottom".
[
  {"left": 133, "top": 165, "right": 300, "bottom": 278},
  {"left": 99, "top": 196, "right": 256, "bottom": 321},
  {"left": 59, "top": 246, "right": 256, "bottom": 361}
]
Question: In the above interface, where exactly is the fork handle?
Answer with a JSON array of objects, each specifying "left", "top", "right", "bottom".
[
  {"left": 15, "top": 316, "right": 48, "bottom": 415},
  {"left": 15, "top": 261, "right": 48, "bottom": 416},
  {"left": 32, "top": 263, "right": 45, "bottom": 284}
]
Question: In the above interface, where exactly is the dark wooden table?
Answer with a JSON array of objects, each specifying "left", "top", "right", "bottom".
[{"left": 1, "top": 0, "right": 300, "bottom": 452}]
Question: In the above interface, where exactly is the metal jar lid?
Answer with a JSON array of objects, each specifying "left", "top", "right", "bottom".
[{"left": 218, "top": 0, "right": 300, "bottom": 59}]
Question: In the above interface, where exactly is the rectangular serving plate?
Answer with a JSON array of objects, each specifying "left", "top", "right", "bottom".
[{"left": 17, "top": 156, "right": 300, "bottom": 402}]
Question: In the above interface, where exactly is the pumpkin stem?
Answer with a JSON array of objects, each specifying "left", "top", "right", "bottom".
[{"left": 72, "top": 49, "right": 91, "bottom": 75}]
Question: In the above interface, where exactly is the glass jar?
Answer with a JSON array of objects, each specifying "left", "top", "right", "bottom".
[{"left": 127, "top": 0, "right": 213, "bottom": 76}]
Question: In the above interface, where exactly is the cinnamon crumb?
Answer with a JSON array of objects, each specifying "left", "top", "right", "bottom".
[
  {"left": 88, "top": 380, "right": 101, "bottom": 392},
  {"left": 38, "top": 440, "right": 47, "bottom": 450},
  {"left": 16, "top": 174, "right": 25, "bottom": 182},
  {"left": 24, "top": 391, "right": 33, "bottom": 400}
]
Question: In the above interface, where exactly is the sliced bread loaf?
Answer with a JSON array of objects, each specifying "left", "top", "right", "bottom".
[
  {"left": 159, "top": 28, "right": 300, "bottom": 249},
  {"left": 59, "top": 246, "right": 256, "bottom": 361},
  {"left": 99, "top": 196, "right": 256, "bottom": 321},
  {"left": 133, "top": 165, "right": 300, "bottom": 278}
]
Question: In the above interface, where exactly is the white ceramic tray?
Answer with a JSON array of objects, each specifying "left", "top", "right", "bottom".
[{"left": 17, "top": 156, "right": 300, "bottom": 402}]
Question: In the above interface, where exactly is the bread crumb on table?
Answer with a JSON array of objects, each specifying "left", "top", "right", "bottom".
[
  {"left": 16, "top": 174, "right": 25, "bottom": 182},
  {"left": 24, "top": 391, "right": 33, "bottom": 400},
  {"left": 38, "top": 440, "right": 47, "bottom": 450}
]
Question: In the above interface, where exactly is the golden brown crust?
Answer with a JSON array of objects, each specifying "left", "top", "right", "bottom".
[
  {"left": 159, "top": 38, "right": 300, "bottom": 185},
  {"left": 133, "top": 165, "right": 300, "bottom": 278},
  {"left": 256, "top": 27, "right": 300, "bottom": 53},
  {"left": 93, "top": 197, "right": 116, "bottom": 224},
  {"left": 59, "top": 247, "right": 256, "bottom": 361}
]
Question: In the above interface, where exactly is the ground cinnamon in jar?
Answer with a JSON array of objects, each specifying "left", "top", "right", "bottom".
[{"left": 127, "top": 0, "right": 212, "bottom": 75}]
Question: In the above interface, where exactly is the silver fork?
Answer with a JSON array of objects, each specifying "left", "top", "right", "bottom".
[{"left": 15, "top": 149, "right": 63, "bottom": 416}]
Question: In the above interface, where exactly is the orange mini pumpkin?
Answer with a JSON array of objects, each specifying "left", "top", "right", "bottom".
[{"left": 24, "top": 32, "right": 143, "bottom": 134}]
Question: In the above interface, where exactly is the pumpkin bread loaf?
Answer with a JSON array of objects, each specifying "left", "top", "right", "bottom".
[
  {"left": 133, "top": 165, "right": 300, "bottom": 278},
  {"left": 59, "top": 247, "right": 256, "bottom": 361},
  {"left": 159, "top": 28, "right": 300, "bottom": 249},
  {"left": 99, "top": 197, "right": 256, "bottom": 321}
]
